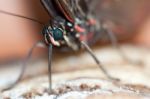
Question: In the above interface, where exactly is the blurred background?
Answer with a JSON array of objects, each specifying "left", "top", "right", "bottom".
[
  {"left": 0, "top": 0, "right": 150, "bottom": 63},
  {"left": 0, "top": 1, "right": 150, "bottom": 98}
]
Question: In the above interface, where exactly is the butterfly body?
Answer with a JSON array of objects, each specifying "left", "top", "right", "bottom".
[{"left": 41, "top": 0, "right": 102, "bottom": 51}]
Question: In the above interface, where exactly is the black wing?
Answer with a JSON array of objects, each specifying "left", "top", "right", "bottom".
[
  {"left": 41, "top": 0, "right": 97, "bottom": 23},
  {"left": 54, "top": 0, "right": 75, "bottom": 23},
  {"left": 54, "top": 0, "right": 92, "bottom": 22},
  {"left": 40, "top": 0, "right": 58, "bottom": 18},
  {"left": 41, "top": 0, "right": 75, "bottom": 23}
]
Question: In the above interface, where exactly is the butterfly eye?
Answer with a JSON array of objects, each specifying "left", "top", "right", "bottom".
[{"left": 52, "top": 28, "right": 64, "bottom": 40}]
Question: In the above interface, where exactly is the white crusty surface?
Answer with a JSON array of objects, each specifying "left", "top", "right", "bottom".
[{"left": 0, "top": 44, "right": 150, "bottom": 99}]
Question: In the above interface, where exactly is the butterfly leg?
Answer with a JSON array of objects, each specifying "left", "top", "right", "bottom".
[
  {"left": 104, "top": 27, "right": 143, "bottom": 66},
  {"left": 1, "top": 41, "right": 46, "bottom": 92},
  {"left": 47, "top": 44, "right": 53, "bottom": 94},
  {"left": 81, "top": 41, "right": 119, "bottom": 81}
]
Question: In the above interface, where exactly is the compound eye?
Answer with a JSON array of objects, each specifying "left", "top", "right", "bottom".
[{"left": 52, "top": 28, "right": 64, "bottom": 41}]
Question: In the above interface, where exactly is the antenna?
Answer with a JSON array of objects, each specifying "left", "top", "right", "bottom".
[{"left": 0, "top": 10, "right": 44, "bottom": 25}]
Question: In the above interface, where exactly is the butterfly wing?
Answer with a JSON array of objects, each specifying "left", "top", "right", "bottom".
[
  {"left": 54, "top": 0, "right": 75, "bottom": 23},
  {"left": 41, "top": 0, "right": 58, "bottom": 18},
  {"left": 41, "top": 0, "right": 75, "bottom": 23}
]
